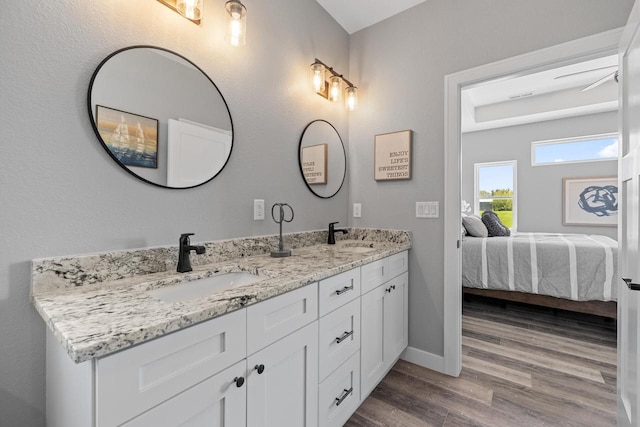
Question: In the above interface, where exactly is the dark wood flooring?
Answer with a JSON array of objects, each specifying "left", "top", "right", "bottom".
[{"left": 345, "top": 295, "right": 617, "bottom": 427}]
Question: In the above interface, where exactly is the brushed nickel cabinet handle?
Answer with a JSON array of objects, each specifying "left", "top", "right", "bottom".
[
  {"left": 335, "top": 284, "right": 354, "bottom": 295},
  {"left": 335, "top": 387, "right": 354, "bottom": 406},
  {"left": 335, "top": 330, "right": 353, "bottom": 344}
]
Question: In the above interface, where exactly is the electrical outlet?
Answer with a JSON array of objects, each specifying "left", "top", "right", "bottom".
[
  {"left": 254, "top": 199, "right": 265, "bottom": 220},
  {"left": 353, "top": 203, "right": 362, "bottom": 218}
]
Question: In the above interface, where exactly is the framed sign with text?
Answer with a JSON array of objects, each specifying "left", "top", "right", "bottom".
[
  {"left": 301, "top": 143, "right": 328, "bottom": 185},
  {"left": 374, "top": 130, "right": 412, "bottom": 181}
]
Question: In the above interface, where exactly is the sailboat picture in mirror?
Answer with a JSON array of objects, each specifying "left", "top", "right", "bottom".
[{"left": 96, "top": 105, "right": 158, "bottom": 168}]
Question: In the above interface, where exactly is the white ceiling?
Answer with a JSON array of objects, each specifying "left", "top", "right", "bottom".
[
  {"left": 315, "top": 0, "right": 427, "bottom": 34},
  {"left": 462, "top": 54, "right": 619, "bottom": 133},
  {"left": 314, "top": 1, "right": 618, "bottom": 132}
]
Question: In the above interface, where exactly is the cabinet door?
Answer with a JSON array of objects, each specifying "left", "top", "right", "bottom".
[
  {"left": 121, "top": 360, "right": 247, "bottom": 427},
  {"left": 247, "top": 321, "right": 318, "bottom": 427},
  {"left": 97, "top": 308, "right": 246, "bottom": 427},
  {"left": 360, "top": 285, "right": 386, "bottom": 399},
  {"left": 360, "top": 271, "right": 409, "bottom": 400},
  {"left": 384, "top": 272, "right": 409, "bottom": 364}
]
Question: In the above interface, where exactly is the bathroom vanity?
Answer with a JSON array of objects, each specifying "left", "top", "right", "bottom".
[{"left": 32, "top": 228, "right": 410, "bottom": 427}]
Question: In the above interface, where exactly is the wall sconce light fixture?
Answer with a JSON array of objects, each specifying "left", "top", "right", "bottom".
[
  {"left": 157, "top": 0, "right": 203, "bottom": 24},
  {"left": 225, "top": 0, "right": 247, "bottom": 47},
  {"left": 310, "top": 58, "right": 358, "bottom": 111},
  {"left": 156, "top": 0, "right": 248, "bottom": 47}
]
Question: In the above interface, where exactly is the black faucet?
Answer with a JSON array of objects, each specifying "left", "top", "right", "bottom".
[
  {"left": 328, "top": 222, "right": 348, "bottom": 245},
  {"left": 177, "top": 233, "right": 206, "bottom": 273}
]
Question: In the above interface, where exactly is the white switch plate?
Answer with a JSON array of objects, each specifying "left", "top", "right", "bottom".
[
  {"left": 416, "top": 201, "right": 439, "bottom": 218},
  {"left": 353, "top": 203, "right": 362, "bottom": 218},
  {"left": 254, "top": 199, "right": 265, "bottom": 220}
]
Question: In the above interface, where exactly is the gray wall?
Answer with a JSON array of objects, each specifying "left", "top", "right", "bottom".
[
  {"left": 462, "top": 112, "right": 619, "bottom": 240},
  {"left": 348, "top": 0, "right": 632, "bottom": 360},
  {"left": 0, "top": 1, "right": 349, "bottom": 425}
]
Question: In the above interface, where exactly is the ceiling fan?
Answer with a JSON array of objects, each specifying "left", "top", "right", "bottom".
[{"left": 554, "top": 65, "right": 618, "bottom": 91}]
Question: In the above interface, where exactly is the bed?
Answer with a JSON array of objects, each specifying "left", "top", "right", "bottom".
[{"left": 462, "top": 232, "right": 618, "bottom": 318}]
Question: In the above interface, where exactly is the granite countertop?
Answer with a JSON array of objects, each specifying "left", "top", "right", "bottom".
[{"left": 32, "top": 229, "right": 411, "bottom": 363}]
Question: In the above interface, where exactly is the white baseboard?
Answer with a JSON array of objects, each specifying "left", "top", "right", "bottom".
[{"left": 400, "top": 346, "right": 445, "bottom": 373}]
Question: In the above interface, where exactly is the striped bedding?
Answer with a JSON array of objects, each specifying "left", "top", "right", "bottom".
[{"left": 462, "top": 233, "right": 617, "bottom": 302}]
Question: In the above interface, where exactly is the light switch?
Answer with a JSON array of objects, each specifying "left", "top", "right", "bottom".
[
  {"left": 353, "top": 203, "right": 362, "bottom": 218},
  {"left": 254, "top": 199, "right": 265, "bottom": 220},
  {"left": 416, "top": 201, "right": 439, "bottom": 218}
]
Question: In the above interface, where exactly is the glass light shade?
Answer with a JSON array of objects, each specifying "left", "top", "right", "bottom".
[
  {"left": 345, "top": 86, "right": 358, "bottom": 111},
  {"left": 225, "top": 0, "right": 247, "bottom": 47},
  {"left": 176, "top": 0, "right": 202, "bottom": 20},
  {"left": 311, "top": 63, "right": 325, "bottom": 93},
  {"left": 329, "top": 76, "right": 341, "bottom": 103}
]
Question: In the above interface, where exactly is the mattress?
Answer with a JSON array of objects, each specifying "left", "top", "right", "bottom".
[{"left": 462, "top": 233, "right": 617, "bottom": 302}]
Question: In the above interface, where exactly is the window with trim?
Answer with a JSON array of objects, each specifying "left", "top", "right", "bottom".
[
  {"left": 474, "top": 161, "right": 517, "bottom": 229},
  {"left": 531, "top": 133, "right": 618, "bottom": 166}
]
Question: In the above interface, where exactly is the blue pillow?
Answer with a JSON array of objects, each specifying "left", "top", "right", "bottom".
[{"left": 481, "top": 211, "right": 511, "bottom": 237}]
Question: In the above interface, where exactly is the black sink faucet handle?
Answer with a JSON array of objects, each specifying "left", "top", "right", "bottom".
[
  {"left": 177, "top": 233, "right": 206, "bottom": 273},
  {"left": 328, "top": 222, "right": 348, "bottom": 245}
]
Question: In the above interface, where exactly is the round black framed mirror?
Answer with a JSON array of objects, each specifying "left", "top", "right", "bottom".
[
  {"left": 88, "top": 46, "right": 234, "bottom": 189},
  {"left": 298, "top": 119, "right": 346, "bottom": 199}
]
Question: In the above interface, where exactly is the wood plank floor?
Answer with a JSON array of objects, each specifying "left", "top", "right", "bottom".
[{"left": 345, "top": 295, "right": 617, "bottom": 427}]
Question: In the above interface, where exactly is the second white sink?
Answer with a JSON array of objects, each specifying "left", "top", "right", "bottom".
[
  {"left": 149, "top": 272, "right": 261, "bottom": 303},
  {"left": 337, "top": 246, "right": 376, "bottom": 254}
]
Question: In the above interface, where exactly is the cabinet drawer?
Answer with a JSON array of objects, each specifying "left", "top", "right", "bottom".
[
  {"left": 96, "top": 308, "right": 246, "bottom": 427},
  {"left": 387, "top": 251, "right": 408, "bottom": 280},
  {"left": 361, "top": 251, "right": 408, "bottom": 294},
  {"left": 318, "top": 351, "right": 361, "bottom": 427},
  {"left": 247, "top": 283, "right": 318, "bottom": 355},
  {"left": 318, "top": 268, "right": 360, "bottom": 317},
  {"left": 318, "top": 299, "right": 360, "bottom": 382},
  {"left": 121, "top": 359, "right": 247, "bottom": 427}
]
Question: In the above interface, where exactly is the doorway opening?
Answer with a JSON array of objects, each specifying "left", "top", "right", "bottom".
[{"left": 443, "top": 28, "right": 623, "bottom": 376}]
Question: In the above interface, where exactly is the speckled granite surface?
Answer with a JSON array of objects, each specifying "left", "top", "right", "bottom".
[{"left": 32, "top": 228, "right": 411, "bottom": 363}]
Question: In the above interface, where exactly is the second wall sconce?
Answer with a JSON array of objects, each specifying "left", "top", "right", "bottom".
[
  {"left": 156, "top": 0, "right": 247, "bottom": 47},
  {"left": 310, "top": 58, "right": 358, "bottom": 111}
]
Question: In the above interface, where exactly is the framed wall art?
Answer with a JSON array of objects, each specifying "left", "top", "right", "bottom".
[
  {"left": 562, "top": 176, "right": 618, "bottom": 226},
  {"left": 374, "top": 130, "right": 412, "bottom": 181},
  {"left": 96, "top": 105, "right": 159, "bottom": 168},
  {"left": 301, "top": 143, "right": 328, "bottom": 185}
]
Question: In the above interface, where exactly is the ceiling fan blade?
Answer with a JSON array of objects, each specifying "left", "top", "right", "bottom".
[
  {"left": 580, "top": 70, "right": 618, "bottom": 92},
  {"left": 554, "top": 65, "right": 617, "bottom": 80}
]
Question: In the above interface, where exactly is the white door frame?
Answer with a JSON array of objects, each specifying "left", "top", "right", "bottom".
[{"left": 443, "top": 28, "right": 623, "bottom": 376}]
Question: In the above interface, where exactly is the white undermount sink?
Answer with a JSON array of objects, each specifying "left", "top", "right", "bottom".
[
  {"left": 337, "top": 246, "right": 376, "bottom": 254},
  {"left": 148, "top": 272, "right": 261, "bottom": 303}
]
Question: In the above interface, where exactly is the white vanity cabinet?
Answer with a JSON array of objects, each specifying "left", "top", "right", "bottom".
[
  {"left": 360, "top": 252, "right": 409, "bottom": 399},
  {"left": 45, "top": 250, "right": 409, "bottom": 427}
]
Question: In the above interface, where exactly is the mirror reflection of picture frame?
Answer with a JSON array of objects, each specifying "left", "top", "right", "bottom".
[
  {"left": 301, "top": 144, "right": 327, "bottom": 185},
  {"left": 96, "top": 105, "right": 159, "bottom": 168},
  {"left": 374, "top": 130, "right": 412, "bottom": 181},
  {"left": 562, "top": 176, "right": 618, "bottom": 226}
]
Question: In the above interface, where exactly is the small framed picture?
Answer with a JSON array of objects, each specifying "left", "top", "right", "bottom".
[
  {"left": 563, "top": 176, "right": 618, "bottom": 226},
  {"left": 95, "top": 105, "right": 159, "bottom": 168},
  {"left": 374, "top": 130, "right": 412, "bottom": 181},
  {"left": 301, "top": 143, "right": 328, "bottom": 185}
]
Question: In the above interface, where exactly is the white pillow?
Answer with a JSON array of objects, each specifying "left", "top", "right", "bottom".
[{"left": 462, "top": 214, "right": 488, "bottom": 238}]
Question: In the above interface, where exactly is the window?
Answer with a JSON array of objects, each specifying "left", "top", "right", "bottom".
[
  {"left": 474, "top": 161, "right": 517, "bottom": 229},
  {"left": 531, "top": 133, "right": 618, "bottom": 166}
]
